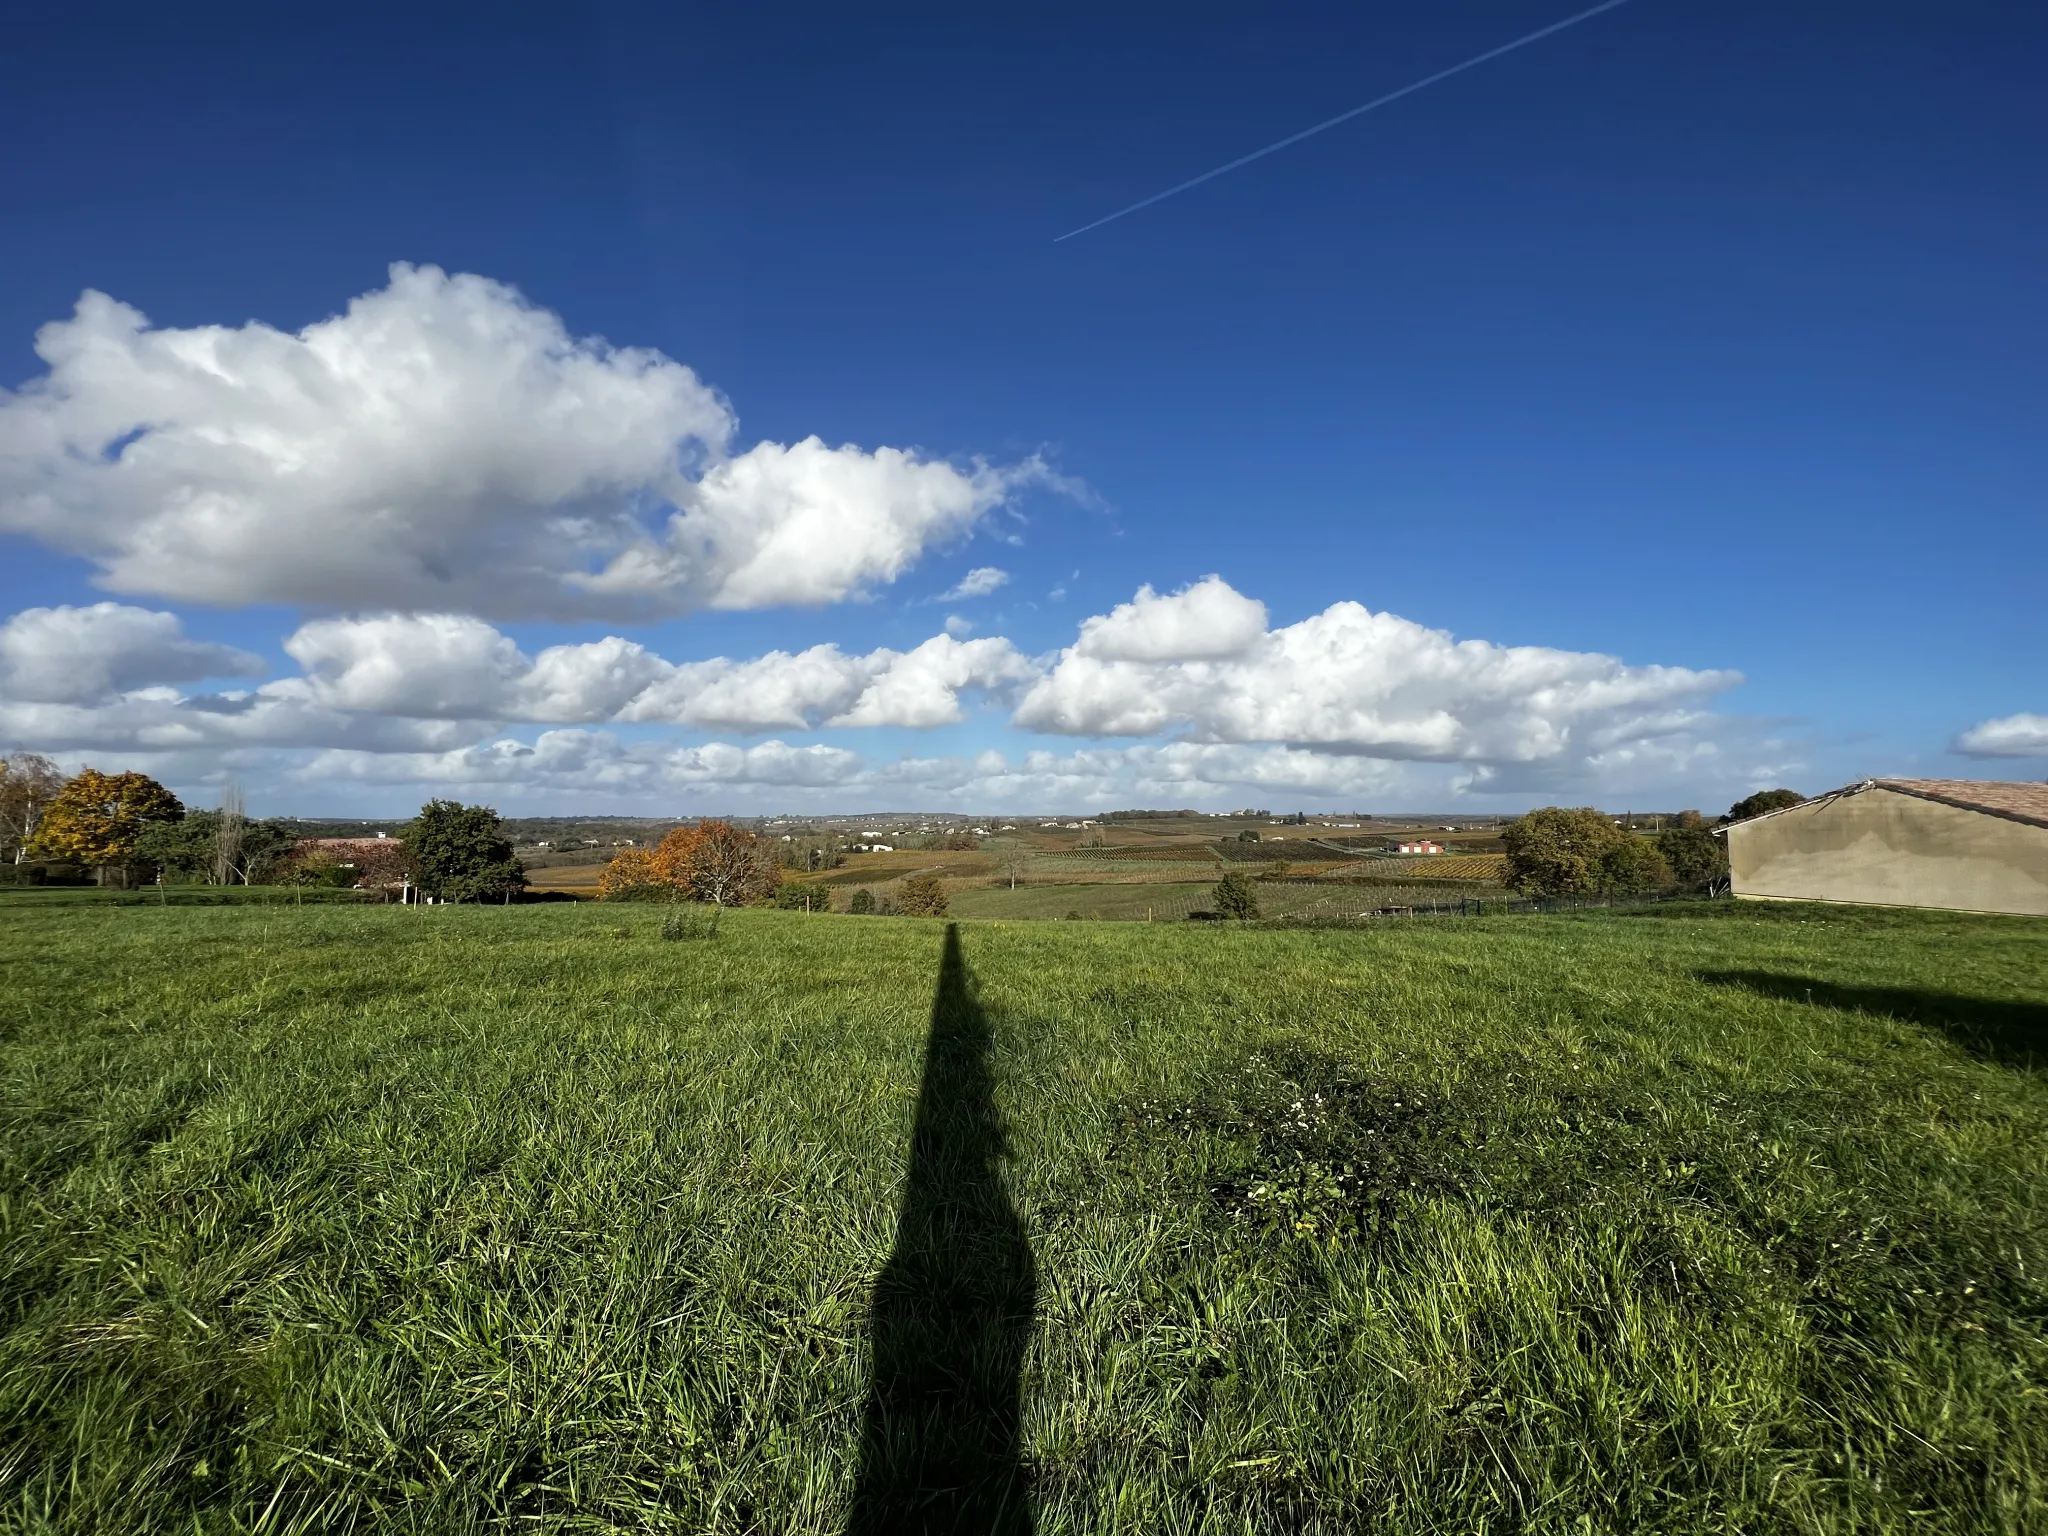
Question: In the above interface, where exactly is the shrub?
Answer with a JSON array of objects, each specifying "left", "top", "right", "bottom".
[
  {"left": 773, "top": 879, "right": 831, "bottom": 911},
  {"left": 846, "top": 888, "right": 875, "bottom": 915},
  {"left": 659, "top": 904, "right": 719, "bottom": 941},
  {"left": 898, "top": 873, "right": 949, "bottom": 918},
  {"left": 1212, "top": 872, "right": 1261, "bottom": 920}
]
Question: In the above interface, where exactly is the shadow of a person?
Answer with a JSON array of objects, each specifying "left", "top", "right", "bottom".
[{"left": 849, "top": 924, "right": 1036, "bottom": 1534}]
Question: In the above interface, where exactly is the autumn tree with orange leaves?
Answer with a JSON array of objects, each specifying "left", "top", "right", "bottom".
[{"left": 597, "top": 820, "right": 779, "bottom": 905}]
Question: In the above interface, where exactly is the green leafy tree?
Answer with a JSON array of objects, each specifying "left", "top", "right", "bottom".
[
  {"left": 26, "top": 769, "right": 184, "bottom": 881},
  {"left": 1502, "top": 807, "right": 1615, "bottom": 896},
  {"left": 898, "top": 872, "right": 949, "bottom": 917},
  {"left": 846, "top": 888, "right": 875, "bottom": 915},
  {"left": 133, "top": 811, "right": 299, "bottom": 883},
  {"left": 772, "top": 878, "right": 830, "bottom": 911},
  {"left": 1657, "top": 810, "right": 1728, "bottom": 891},
  {"left": 401, "top": 800, "right": 526, "bottom": 903},
  {"left": 1724, "top": 788, "right": 1804, "bottom": 824},
  {"left": 1212, "top": 871, "right": 1261, "bottom": 920},
  {"left": 1507, "top": 807, "right": 1678, "bottom": 897},
  {"left": 1596, "top": 835, "right": 1673, "bottom": 895}
]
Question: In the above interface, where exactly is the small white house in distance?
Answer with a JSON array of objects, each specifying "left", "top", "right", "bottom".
[
  {"left": 1720, "top": 778, "right": 2048, "bottom": 917},
  {"left": 1396, "top": 840, "right": 1444, "bottom": 856}
]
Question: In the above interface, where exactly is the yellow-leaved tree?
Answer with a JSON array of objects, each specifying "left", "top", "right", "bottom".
[
  {"left": 26, "top": 769, "right": 185, "bottom": 883},
  {"left": 596, "top": 845, "right": 666, "bottom": 900}
]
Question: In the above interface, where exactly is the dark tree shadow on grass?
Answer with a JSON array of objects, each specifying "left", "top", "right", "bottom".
[
  {"left": 849, "top": 924, "right": 1036, "bottom": 1535},
  {"left": 1700, "top": 970, "right": 2048, "bottom": 1071}
]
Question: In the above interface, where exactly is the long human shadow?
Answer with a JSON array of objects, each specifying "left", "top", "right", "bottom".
[
  {"left": 849, "top": 924, "right": 1036, "bottom": 1534},
  {"left": 1700, "top": 970, "right": 2048, "bottom": 1071}
]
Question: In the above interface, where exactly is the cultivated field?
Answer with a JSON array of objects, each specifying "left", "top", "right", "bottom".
[{"left": 1, "top": 898, "right": 2043, "bottom": 1533}]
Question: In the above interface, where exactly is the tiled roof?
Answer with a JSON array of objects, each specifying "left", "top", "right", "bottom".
[{"left": 1875, "top": 778, "right": 2048, "bottom": 830}]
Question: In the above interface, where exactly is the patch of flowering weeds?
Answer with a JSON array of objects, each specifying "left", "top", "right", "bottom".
[{"left": 1112, "top": 1050, "right": 1476, "bottom": 1249}]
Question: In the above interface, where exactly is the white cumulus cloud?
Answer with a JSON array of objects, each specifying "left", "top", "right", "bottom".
[
  {"left": 1014, "top": 577, "right": 1740, "bottom": 766},
  {"left": 0, "top": 603, "right": 264, "bottom": 704},
  {"left": 273, "top": 613, "right": 1037, "bottom": 732},
  {"left": 1953, "top": 713, "right": 2048, "bottom": 758},
  {"left": 0, "top": 264, "right": 1047, "bottom": 620}
]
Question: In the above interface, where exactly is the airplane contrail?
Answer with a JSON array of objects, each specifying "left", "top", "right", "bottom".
[{"left": 1055, "top": 0, "right": 1639, "bottom": 242}]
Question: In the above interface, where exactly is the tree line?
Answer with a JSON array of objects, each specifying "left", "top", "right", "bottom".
[
  {"left": 1500, "top": 789, "right": 1802, "bottom": 899},
  {"left": 0, "top": 754, "right": 529, "bottom": 903}
]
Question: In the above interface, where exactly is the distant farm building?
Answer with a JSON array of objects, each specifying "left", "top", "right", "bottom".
[
  {"left": 1395, "top": 840, "right": 1445, "bottom": 856},
  {"left": 1721, "top": 779, "right": 2048, "bottom": 917}
]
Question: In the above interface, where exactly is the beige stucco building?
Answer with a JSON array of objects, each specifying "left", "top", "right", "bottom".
[{"left": 1721, "top": 778, "right": 2048, "bottom": 917}]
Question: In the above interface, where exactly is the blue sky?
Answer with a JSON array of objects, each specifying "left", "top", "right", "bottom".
[{"left": 1, "top": 0, "right": 2042, "bottom": 816}]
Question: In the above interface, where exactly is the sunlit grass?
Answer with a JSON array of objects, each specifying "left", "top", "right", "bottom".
[{"left": 1, "top": 900, "right": 2043, "bottom": 1532}]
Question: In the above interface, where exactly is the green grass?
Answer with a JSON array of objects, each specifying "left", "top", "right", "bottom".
[{"left": 2, "top": 901, "right": 2045, "bottom": 1533}]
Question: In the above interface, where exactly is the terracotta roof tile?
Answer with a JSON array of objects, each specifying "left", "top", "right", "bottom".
[{"left": 1874, "top": 778, "right": 2048, "bottom": 830}]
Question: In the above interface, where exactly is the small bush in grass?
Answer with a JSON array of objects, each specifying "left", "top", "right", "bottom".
[
  {"left": 659, "top": 904, "right": 719, "bottom": 941},
  {"left": 897, "top": 873, "right": 948, "bottom": 917},
  {"left": 846, "top": 888, "right": 874, "bottom": 915},
  {"left": 772, "top": 879, "right": 830, "bottom": 911},
  {"left": 1213, "top": 871, "right": 1261, "bottom": 920}
]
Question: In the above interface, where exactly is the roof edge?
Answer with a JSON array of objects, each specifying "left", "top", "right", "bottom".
[
  {"left": 1714, "top": 782, "right": 1869, "bottom": 836},
  {"left": 1873, "top": 779, "right": 2048, "bottom": 832}
]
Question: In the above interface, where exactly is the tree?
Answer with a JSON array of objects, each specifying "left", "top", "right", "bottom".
[
  {"left": 1505, "top": 806, "right": 1678, "bottom": 897},
  {"left": 401, "top": 800, "right": 526, "bottom": 903},
  {"left": 26, "top": 769, "right": 184, "bottom": 882},
  {"left": 212, "top": 783, "right": 245, "bottom": 886},
  {"left": 898, "top": 872, "right": 949, "bottom": 917},
  {"left": 597, "top": 846, "right": 668, "bottom": 900},
  {"left": 1502, "top": 807, "right": 1613, "bottom": 896},
  {"left": 133, "top": 814, "right": 213, "bottom": 881},
  {"left": 1212, "top": 871, "right": 1261, "bottom": 920},
  {"left": 681, "top": 820, "right": 778, "bottom": 906},
  {"left": 1724, "top": 788, "right": 1804, "bottom": 824},
  {"left": 1657, "top": 810, "right": 1729, "bottom": 891},
  {"left": 0, "top": 752, "right": 65, "bottom": 863},
  {"left": 773, "top": 878, "right": 830, "bottom": 911},
  {"left": 1596, "top": 835, "right": 1672, "bottom": 896},
  {"left": 134, "top": 808, "right": 299, "bottom": 884},
  {"left": 847, "top": 888, "right": 875, "bottom": 915},
  {"left": 650, "top": 823, "right": 704, "bottom": 885}
]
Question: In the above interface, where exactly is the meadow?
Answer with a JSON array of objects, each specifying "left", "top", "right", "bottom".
[{"left": 1, "top": 897, "right": 2043, "bottom": 1533}]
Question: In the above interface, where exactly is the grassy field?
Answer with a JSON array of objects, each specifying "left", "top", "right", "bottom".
[{"left": 2, "top": 899, "right": 2044, "bottom": 1533}]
